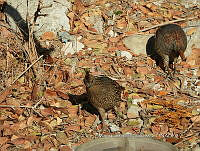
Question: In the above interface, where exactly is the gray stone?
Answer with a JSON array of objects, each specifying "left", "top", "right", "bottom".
[
  {"left": 131, "top": 98, "right": 145, "bottom": 105},
  {"left": 61, "top": 36, "right": 84, "bottom": 55},
  {"left": 58, "top": 31, "right": 76, "bottom": 43},
  {"left": 88, "top": 15, "right": 104, "bottom": 34},
  {"left": 123, "top": 34, "right": 154, "bottom": 55},
  {"left": 6, "top": 0, "right": 71, "bottom": 39},
  {"left": 116, "top": 50, "right": 133, "bottom": 60},
  {"left": 109, "top": 123, "right": 120, "bottom": 132},
  {"left": 61, "top": 40, "right": 84, "bottom": 55},
  {"left": 128, "top": 118, "right": 143, "bottom": 128},
  {"left": 192, "top": 146, "right": 200, "bottom": 151},
  {"left": 152, "top": 83, "right": 162, "bottom": 91},
  {"left": 180, "top": 0, "right": 200, "bottom": 8},
  {"left": 49, "top": 148, "right": 58, "bottom": 151},
  {"left": 185, "top": 20, "right": 200, "bottom": 56},
  {"left": 127, "top": 105, "right": 141, "bottom": 118}
]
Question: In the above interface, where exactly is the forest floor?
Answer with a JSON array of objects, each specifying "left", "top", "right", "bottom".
[{"left": 0, "top": 0, "right": 200, "bottom": 150}]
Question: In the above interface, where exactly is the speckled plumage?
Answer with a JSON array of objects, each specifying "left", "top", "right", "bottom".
[
  {"left": 155, "top": 24, "right": 187, "bottom": 75},
  {"left": 84, "top": 70, "right": 124, "bottom": 129}
]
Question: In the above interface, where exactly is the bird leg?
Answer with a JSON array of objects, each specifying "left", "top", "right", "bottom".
[
  {"left": 179, "top": 51, "right": 186, "bottom": 61},
  {"left": 97, "top": 107, "right": 107, "bottom": 131},
  {"left": 161, "top": 54, "right": 172, "bottom": 78},
  {"left": 114, "top": 106, "right": 123, "bottom": 127},
  {"left": 172, "top": 57, "right": 178, "bottom": 76}
]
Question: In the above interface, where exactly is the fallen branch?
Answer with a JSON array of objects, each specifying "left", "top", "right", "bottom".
[
  {"left": 139, "top": 17, "right": 198, "bottom": 32},
  {"left": 0, "top": 104, "right": 33, "bottom": 108},
  {"left": 182, "top": 115, "right": 200, "bottom": 135},
  {"left": 0, "top": 55, "right": 43, "bottom": 103},
  {"left": 0, "top": 84, "right": 18, "bottom": 103},
  {"left": 0, "top": 98, "right": 44, "bottom": 117},
  {"left": 0, "top": 99, "right": 42, "bottom": 109},
  {"left": 12, "top": 55, "right": 43, "bottom": 85}
]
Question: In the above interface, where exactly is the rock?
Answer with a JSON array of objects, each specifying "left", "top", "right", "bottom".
[
  {"left": 61, "top": 36, "right": 84, "bottom": 55},
  {"left": 88, "top": 15, "right": 104, "bottom": 34},
  {"left": 180, "top": 0, "right": 200, "bottom": 8},
  {"left": 109, "top": 123, "right": 120, "bottom": 132},
  {"left": 107, "top": 29, "right": 116, "bottom": 37},
  {"left": 152, "top": 83, "right": 161, "bottom": 91},
  {"left": 127, "top": 118, "right": 143, "bottom": 128},
  {"left": 5, "top": 0, "right": 71, "bottom": 39},
  {"left": 192, "top": 146, "right": 200, "bottom": 151},
  {"left": 185, "top": 20, "right": 200, "bottom": 57},
  {"left": 58, "top": 31, "right": 75, "bottom": 43},
  {"left": 131, "top": 98, "right": 145, "bottom": 105},
  {"left": 49, "top": 148, "right": 58, "bottom": 151},
  {"left": 123, "top": 34, "right": 153, "bottom": 55},
  {"left": 127, "top": 105, "right": 141, "bottom": 118},
  {"left": 116, "top": 50, "right": 133, "bottom": 60}
]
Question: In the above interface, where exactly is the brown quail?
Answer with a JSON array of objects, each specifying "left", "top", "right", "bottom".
[
  {"left": 84, "top": 70, "right": 124, "bottom": 130},
  {"left": 155, "top": 24, "right": 187, "bottom": 76}
]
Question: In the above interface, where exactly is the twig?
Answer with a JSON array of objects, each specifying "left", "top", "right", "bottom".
[
  {"left": 12, "top": 55, "right": 43, "bottom": 85},
  {"left": 33, "top": 98, "right": 43, "bottom": 108},
  {"left": 0, "top": 24, "right": 22, "bottom": 38},
  {"left": 139, "top": 17, "right": 198, "bottom": 32},
  {"left": 175, "top": 133, "right": 199, "bottom": 146},
  {"left": 0, "top": 98, "right": 44, "bottom": 117},
  {"left": 174, "top": 114, "right": 200, "bottom": 146},
  {"left": 0, "top": 98, "right": 43, "bottom": 109},
  {"left": 0, "top": 105, "right": 33, "bottom": 108},
  {"left": 181, "top": 115, "right": 200, "bottom": 135}
]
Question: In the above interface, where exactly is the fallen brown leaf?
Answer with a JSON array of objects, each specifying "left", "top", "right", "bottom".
[
  {"left": 138, "top": 5, "right": 151, "bottom": 15},
  {"left": 186, "top": 27, "right": 197, "bottom": 36},
  {"left": 84, "top": 115, "right": 96, "bottom": 127},
  {"left": 151, "top": 124, "right": 161, "bottom": 135},
  {"left": 0, "top": 137, "right": 8, "bottom": 146},
  {"left": 0, "top": 84, "right": 18, "bottom": 103},
  {"left": 158, "top": 91, "right": 168, "bottom": 96},
  {"left": 59, "top": 145, "right": 72, "bottom": 151},
  {"left": 120, "top": 127, "right": 136, "bottom": 134},
  {"left": 41, "top": 32, "right": 56, "bottom": 41},
  {"left": 67, "top": 105, "right": 79, "bottom": 118},
  {"left": 116, "top": 18, "right": 127, "bottom": 29},
  {"left": 40, "top": 108, "right": 54, "bottom": 117},
  {"left": 136, "top": 66, "right": 150, "bottom": 75},
  {"left": 56, "top": 91, "right": 69, "bottom": 100},
  {"left": 44, "top": 89, "right": 59, "bottom": 101},
  {"left": 191, "top": 115, "right": 200, "bottom": 123},
  {"left": 56, "top": 132, "right": 69, "bottom": 144},
  {"left": 159, "top": 124, "right": 169, "bottom": 135},
  {"left": 123, "top": 66, "right": 133, "bottom": 76},
  {"left": 65, "top": 125, "right": 81, "bottom": 132},
  {"left": 109, "top": 37, "right": 120, "bottom": 43}
]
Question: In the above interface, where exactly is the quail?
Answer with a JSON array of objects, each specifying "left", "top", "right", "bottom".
[
  {"left": 155, "top": 24, "right": 187, "bottom": 76},
  {"left": 83, "top": 70, "right": 124, "bottom": 130}
]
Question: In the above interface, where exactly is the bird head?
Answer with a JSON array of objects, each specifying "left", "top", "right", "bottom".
[{"left": 83, "top": 68, "right": 95, "bottom": 88}]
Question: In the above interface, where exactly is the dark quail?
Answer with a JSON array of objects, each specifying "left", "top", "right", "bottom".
[
  {"left": 84, "top": 70, "right": 124, "bottom": 130},
  {"left": 155, "top": 24, "right": 187, "bottom": 76}
]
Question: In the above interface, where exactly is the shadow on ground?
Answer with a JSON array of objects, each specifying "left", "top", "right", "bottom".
[
  {"left": 68, "top": 93, "right": 99, "bottom": 115},
  {"left": 146, "top": 35, "right": 165, "bottom": 71},
  {"left": 3, "top": 2, "right": 54, "bottom": 57}
]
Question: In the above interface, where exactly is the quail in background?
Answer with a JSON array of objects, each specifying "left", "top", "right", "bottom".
[
  {"left": 84, "top": 69, "right": 124, "bottom": 130},
  {"left": 155, "top": 24, "right": 187, "bottom": 76}
]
